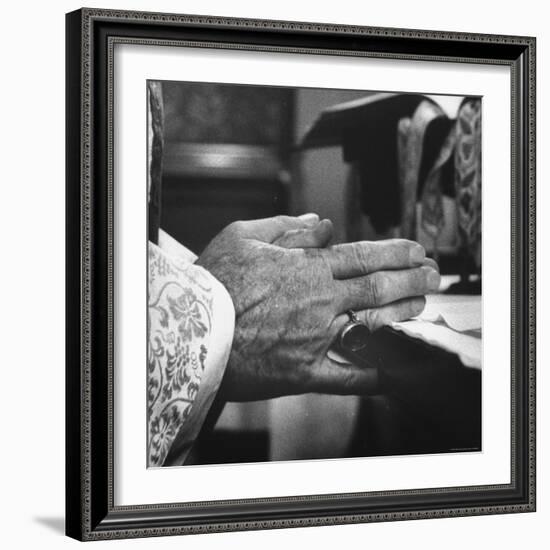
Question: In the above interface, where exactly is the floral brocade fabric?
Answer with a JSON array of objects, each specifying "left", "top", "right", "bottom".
[{"left": 147, "top": 242, "right": 215, "bottom": 467}]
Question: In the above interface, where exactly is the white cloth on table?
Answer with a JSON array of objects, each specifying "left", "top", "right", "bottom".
[{"left": 392, "top": 294, "right": 481, "bottom": 369}]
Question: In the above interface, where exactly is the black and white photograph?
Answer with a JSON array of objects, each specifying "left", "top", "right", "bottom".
[
  {"left": 62, "top": 5, "right": 536, "bottom": 541},
  {"left": 1, "top": 0, "right": 544, "bottom": 546},
  {"left": 146, "top": 80, "right": 482, "bottom": 468}
]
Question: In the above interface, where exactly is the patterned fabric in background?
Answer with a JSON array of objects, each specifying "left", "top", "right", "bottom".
[
  {"left": 397, "top": 100, "right": 448, "bottom": 240},
  {"left": 397, "top": 96, "right": 481, "bottom": 269},
  {"left": 419, "top": 118, "right": 457, "bottom": 251},
  {"left": 454, "top": 98, "right": 482, "bottom": 270},
  {"left": 299, "top": 92, "right": 481, "bottom": 267}
]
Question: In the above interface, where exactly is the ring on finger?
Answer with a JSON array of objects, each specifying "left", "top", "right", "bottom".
[{"left": 338, "top": 309, "right": 371, "bottom": 352}]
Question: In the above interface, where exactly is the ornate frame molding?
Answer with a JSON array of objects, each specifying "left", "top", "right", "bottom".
[{"left": 66, "top": 8, "right": 536, "bottom": 541}]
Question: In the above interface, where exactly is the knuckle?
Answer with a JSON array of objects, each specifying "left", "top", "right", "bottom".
[
  {"left": 274, "top": 215, "right": 291, "bottom": 226},
  {"left": 225, "top": 220, "right": 245, "bottom": 237},
  {"left": 399, "top": 238, "right": 418, "bottom": 247},
  {"left": 351, "top": 242, "right": 370, "bottom": 270},
  {"left": 305, "top": 247, "right": 326, "bottom": 263},
  {"left": 367, "top": 273, "right": 385, "bottom": 305}
]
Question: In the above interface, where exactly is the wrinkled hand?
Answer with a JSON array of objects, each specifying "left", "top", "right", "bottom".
[{"left": 196, "top": 215, "right": 439, "bottom": 401}]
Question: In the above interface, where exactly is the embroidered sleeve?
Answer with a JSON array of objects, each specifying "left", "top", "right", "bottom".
[{"left": 147, "top": 242, "right": 235, "bottom": 467}]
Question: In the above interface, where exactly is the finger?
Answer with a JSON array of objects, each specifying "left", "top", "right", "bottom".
[
  {"left": 273, "top": 219, "right": 333, "bottom": 249},
  {"left": 230, "top": 213, "right": 320, "bottom": 243},
  {"left": 330, "top": 296, "right": 426, "bottom": 336},
  {"left": 423, "top": 257, "right": 439, "bottom": 272},
  {"left": 308, "top": 357, "right": 379, "bottom": 395},
  {"left": 336, "top": 265, "right": 440, "bottom": 310},
  {"left": 324, "top": 239, "right": 426, "bottom": 279}
]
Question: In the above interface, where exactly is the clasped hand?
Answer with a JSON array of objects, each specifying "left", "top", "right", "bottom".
[{"left": 197, "top": 214, "right": 439, "bottom": 401}]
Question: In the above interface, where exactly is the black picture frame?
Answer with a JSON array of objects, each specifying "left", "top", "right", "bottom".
[{"left": 66, "top": 7, "right": 536, "bottom": 541}]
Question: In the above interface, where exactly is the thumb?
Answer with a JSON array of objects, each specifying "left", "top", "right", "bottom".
[
  {"left": 237, "top": 213, "right": 320, "bottom": 243},
  {"left": 273, "top": 218, "right": 334, "bottom": 249}
]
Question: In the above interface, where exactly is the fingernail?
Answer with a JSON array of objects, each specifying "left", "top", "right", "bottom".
[
  {"left": 299, "top": 213, "right": 319, "bottom": 224},
  {"left": 414, "top": 296, "right": 427, "bottom": 316},
  {"left": 426, "top": 267, "right": 441, "bottom": 291},
  {"left": 423, "top": 257, "right": 440, "bottom": 271},
  {"left": 409, "top": 244, "right": 426, "bottom": 264}
]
